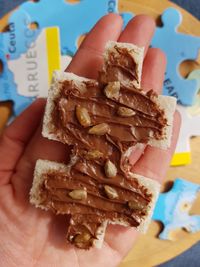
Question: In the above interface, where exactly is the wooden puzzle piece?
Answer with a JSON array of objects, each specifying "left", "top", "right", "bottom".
[{"left": 153, "top": 178, "right": 200, "bottom": 240}]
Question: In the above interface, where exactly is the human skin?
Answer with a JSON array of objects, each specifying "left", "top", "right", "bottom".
[{"left": 0, "top": 14, "right": 180, "bottom": 267}]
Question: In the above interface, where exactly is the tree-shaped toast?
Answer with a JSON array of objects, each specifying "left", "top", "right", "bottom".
[{"left": 30, "top": 41, "right": 176, "bottom": 249}]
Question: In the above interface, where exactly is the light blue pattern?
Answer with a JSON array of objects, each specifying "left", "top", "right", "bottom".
[
  {"left": 19, "top": 0, "right": 121, "bottom": 55},
  {"left": 0, "top": 9, "right": 40, "bottom": 115},
  {"left": 151, "top": 8, "right": 200, "bottom": 105},
  {"left": 153, "top": 178, "right": 200, "bottom": 240}
]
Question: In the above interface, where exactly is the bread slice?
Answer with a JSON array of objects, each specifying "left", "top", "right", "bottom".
[
  {"left": 102, "top": 41, "right": 144, "bottom": 88},
  {"left": 38, "top": 70, "right": 175, "bottom": 248},
  {"left": 31, "top": 40, "right": 176, "bottom": 250},
  {"left": 30, "top": 159, "right": 160, "bottom": 248}
]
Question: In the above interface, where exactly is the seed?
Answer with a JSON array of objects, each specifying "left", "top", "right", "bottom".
[
  {"left": 104, "top": 81, "right": 120, "bottom": 100},
  {"left": 104, "top": 185, "right": 118, "bottom": 199},
  {"left": 88, "top": 123, "right": 110, "bottom": 135},
  {"left": 76, "top": 106, "right": 91, "bottom": 127},
  {"left": 74, "top": 232, "right": 91, "bottom": 244},
  {"left": 86, "top": 150, "right": 104, "bottom": 159},
  {"left": 68, "top": 189, "right": 87, "bottom": 200},
  {"left": 117, "top": 107, "right": 136, "bottom": 117},
  {"left": 104, "top": 160, "right": 117, "bottom": 178},
  {"left": 128, "top": 200, "right": 145, "bottom": 210}
]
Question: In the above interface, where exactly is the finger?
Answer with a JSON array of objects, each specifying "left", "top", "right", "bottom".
[
  {"left": 118, "top": 15, "right": 155, "bottom": 55},
  {"left": 132, "top": 111, "right": 181, "bottom": 183},
  {"left": 118, "top": 15, "right": 163, "bottom": 166},
  {"left": 67, "top": 13, "right": 123, "bottom": 78},
  {"left": 104, "top": 224, "right": 138, "bottom": 260},
  {"left": 0, "top": 99, "right": 45, "bottom": 185},
  {"left": 11, "top": 123, "right": 69, "bottom": 199},
  {"left": 129, "top": 48, "right": 167, "bottom": 165},
  {"left": 141, "top": 48, "right": 167, "bottom": 93}
]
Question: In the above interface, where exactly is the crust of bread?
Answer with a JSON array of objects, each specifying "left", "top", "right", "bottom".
[
  {"left": 93, "top": 220, "right": 108, "bottom": 249},
  {"left": 42, "top": 71, "right": 96, "bottom": 142},
  {"left": 30, "top": 159, "right": 160, "bottom": 248},
  {"left": 128, "top": 173, "right": 160, "bottom": 233},
  {"left": 148, "top": 95, "right": 177, "bottom": 149},
  {"left": 103, "top": 41, "right": 144, "bottom": 88},
  {"left": 29, "top": 159, "right": 69, "bottom": 210}
]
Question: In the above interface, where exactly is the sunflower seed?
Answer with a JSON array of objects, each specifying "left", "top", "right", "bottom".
[
  {"left": 104, "top": 81, "right": 120, "bottom": 100},
  {"left": 68, "top": 189, "right": 87, "bottom": 200},
  {"left": 128, "top": 200, "right": 145, "bottom": 210},
  {"left": 88, "top": 123, "right": 110, "bottom": 135},
  {"left": 76, "top": 106, "right": 91, "bottom": 127},
  {"left": 74, "top": 232, "right": 92, "bottom": 244},
  {"left": 104, "top": 185, "right": 118, "bottom": 199},
  {"left": 105, "top": 160, "right": 117, "bottom": 178},
  {"left": 117, "top": 107, "right": 136, "bottom": 117},
  {"left": 86, "top": 150, "right": 104, "bottom": 159}
]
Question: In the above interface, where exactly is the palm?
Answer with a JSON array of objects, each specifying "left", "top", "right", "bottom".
[
  {"left": 0, "top": 190, "right": 130, "bottom": 267},
  {"left": 0, "top": 14, "right": 180, "bottom": 267}
]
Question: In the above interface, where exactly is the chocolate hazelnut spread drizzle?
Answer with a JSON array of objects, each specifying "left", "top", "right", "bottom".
[
  {"left": 40, "top": 48, "right": 167, "bottom": 249},
  {"left": 99, "top": 46, "right": 139, "bottom": 85}
]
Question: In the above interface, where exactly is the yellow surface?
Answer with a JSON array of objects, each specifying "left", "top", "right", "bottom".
[
  {"left": 0, "top": 102, "right": 12, "bottom": 132},
  {"left": 0, "top": 1, "right": 200, "bottom": 266},
  {"left": 171, "top": 152, "right": 191, "bottom": 166},
  {"left": 46, "top": 27, "right": 61, "bottom": 85}
]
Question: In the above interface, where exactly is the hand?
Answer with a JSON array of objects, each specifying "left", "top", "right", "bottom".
[{"left": 0, "top": 14, "right": 180, "bottom": 267}]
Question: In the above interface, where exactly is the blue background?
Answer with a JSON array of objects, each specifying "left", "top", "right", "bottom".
[{"left": 0, "top": 0, "right": 200, "bottom": 20}]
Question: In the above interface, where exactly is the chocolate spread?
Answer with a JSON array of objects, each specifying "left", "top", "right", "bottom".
[
  {"left": 34, "top": 41, "right": 170, "bottom": 249},
  {"left": 40, "top": 158, "right": 151, "bottom": 249},
  {"left": 99, "top": 46, "right": 139, "bottom": 85},
  {"left": 51, "top": 80, "right": 166, "bottom": 150}
]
